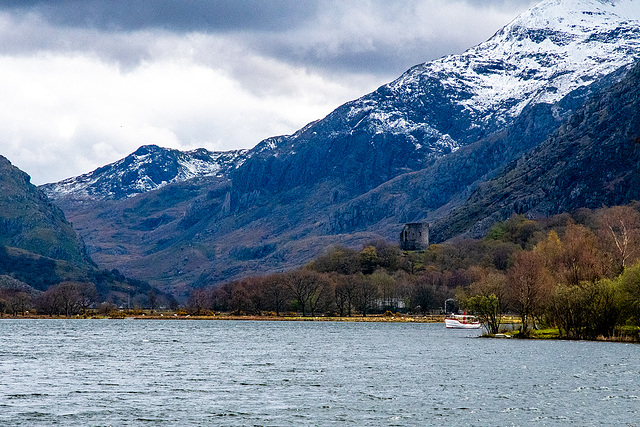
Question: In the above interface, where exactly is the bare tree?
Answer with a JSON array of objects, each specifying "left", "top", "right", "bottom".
[
  {"left": 335, "top": 274, "right": 362, "bottom": 317},
  {"left": 262, "top": 274, "right": 290, "bottom": 316},
  {"left": 356, "top": 277, "right": 379, "bottom": 317},
  {"left": 76, "top": 282, "right": 98, "bottom": 314},
  {"left": 598, "top": 206, "right": 640, "bottom": 273},
  {"left": 560, "top": 223, "right": 605, "bottom": 286},
  {"left": 187, "top": 288, "right": 209, "bottom": 315},
  {"left": 369, "top": 270, "right": 396, "bottom": 311},
  {"left": 56, "top": 282, "right": 81, "bottom": 316},
  {"left": 286, "top": 270, "right": 326, "bottom": 316},
  {"left": 506, "top": 251, "right": 553, "bottom": 336},
  {"left": 8, "top": 291, "right": 31, "bottom": 316},
  {"left": 230, "top": 284, "right": 254, "bottom": 315},
  {"left": 148, "top": 290, "right": 158, "bottom": 313}
]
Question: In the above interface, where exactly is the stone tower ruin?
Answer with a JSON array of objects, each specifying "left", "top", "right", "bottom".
[{"left": 400, "top": 223, "right": 429, "bottom": 251}]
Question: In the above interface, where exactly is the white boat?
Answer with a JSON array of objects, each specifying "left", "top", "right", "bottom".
[{"left": 445, "top": 314, "right": 481, "bottom": 329}]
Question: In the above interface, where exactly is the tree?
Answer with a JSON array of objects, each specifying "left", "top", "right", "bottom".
[
  {"left": 360, "top": 246, "right": 379, "bottom": 275},
  {"left": 462, "top": 269, "right": 507, "bottom": 334},
  {"left": 56, "top": 282, "right": 81, "bottom": 316},
  {"left": 466, "top": 294, "right": 501, "bottom": 334},
  {"left": 187, "top": 288, "right": 209, "bottom": 315},
  {"left": 598, "top": 205, "right": 640, "bottom": 273},
  {"left": 486, "top": 214, "right": 539, "bottom": 248},
  {"left": 308, "top": 274, "right": 330, "bottom": 316},
  {"left": 369, "top": 270, "right": 396, "bottom": 311},
  {"left": 76, "top": 282, "right": 98, "bottom": 314},
  {"left": 333, "top": 277, "right": 348, "bottom": 317},
  {"left": 506, "top": 251, "right": 553, "bottom": 336},
  {"left": 616, "top": 260, "right": 640, "bottom": 324},
  {"left": 355, "top": 277, "right": 378, "bottom": 316},
  {"left": 411, "top": 282, "right": 435, "bottom": 315},
  {"left": 262, "top": 274, "right": 290, "bottom": 316},
  {"left": 148, "top": 290, "right": 158, "bottom": 313},
  {"left": 550, "top": 279, "right": 622, "bottom": 339},
  {"left": 209, "top": 285, "right": 230, "bottom": 312},
  {"left": 34, "top": 288, "right": 60, "bottom": 316},
  {"left": 559, "top": 223, "right": 604, "bottom": 287},
  {"left": 334, "top": 274, "right": 362, "bottom": 317},
  {"left": 312, "top": 246, "right": 361, "bottom": 275},
  {"left": 230, "top": 284, "right": 254, "bottom": 315},
  {"left": 286, "top": 270, "right": 325, "bottom": 316},
  {"left": 7, "top": 291, "right": 31, "bottom": 316}
]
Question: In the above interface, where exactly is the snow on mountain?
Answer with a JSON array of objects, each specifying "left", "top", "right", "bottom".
[
  {"left": 42, "top": 145, "right": 248, "bottom": 201},
  {"left": 345, "top": 0, "right": 640, "bottom": 148}
]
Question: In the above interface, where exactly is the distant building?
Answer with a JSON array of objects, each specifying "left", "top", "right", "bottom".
[{"left": 400, "top": 223, "right": 429, "bottom": 251}]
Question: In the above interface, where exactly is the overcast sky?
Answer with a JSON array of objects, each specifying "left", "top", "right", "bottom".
[{"left": 0, "top": 0, "right": 538, "bottom": 185}]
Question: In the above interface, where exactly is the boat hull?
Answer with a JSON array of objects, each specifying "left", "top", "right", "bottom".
[{"left": 445, "top": 318, "right": 482, "bottom": 329}]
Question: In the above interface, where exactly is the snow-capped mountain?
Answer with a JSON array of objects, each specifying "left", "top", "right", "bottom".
[
  {"left": 234, "top": 0, "right": 640, "bottom": 195},
  {"left": 352, "top": 0, "right": 640, "bottom": 147},
  {"left": 42, "top": 145, "right": 248, "bottom": 201},
  {"left": 47, "top": 0, "right": 640, "bottom": 202}
]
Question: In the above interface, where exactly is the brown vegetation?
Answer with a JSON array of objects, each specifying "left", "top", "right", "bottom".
[{"left": 187, "top": 204, "right": 640, "bottom": 342}]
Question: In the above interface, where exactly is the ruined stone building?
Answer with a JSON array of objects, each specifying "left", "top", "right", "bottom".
[{"left": 399, "top": 223, "right": 429, "bottom": 251}]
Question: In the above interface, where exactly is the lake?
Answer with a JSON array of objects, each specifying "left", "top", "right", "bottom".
[{"left": 0, "top": 319, "right": 638, "bottom": 425}]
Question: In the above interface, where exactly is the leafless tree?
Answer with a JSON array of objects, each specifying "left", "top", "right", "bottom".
[
  {"left": 598, "top": 205, "right": 640, "bottom": 273},
  {"left": 506, "top": 251, "right": 553, "bottom": 335}
]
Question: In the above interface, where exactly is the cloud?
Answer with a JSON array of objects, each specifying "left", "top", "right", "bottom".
[
  {"left": 1, "top": 0, "right": 319, "bottom": 32},
  {"left": 0, "top": 1, "right": 538, "bottom": 184}
]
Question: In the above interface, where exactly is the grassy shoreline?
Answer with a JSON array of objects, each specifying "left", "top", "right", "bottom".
[{"left": 0, "top": 312, "right": 446, "bottom": 323}]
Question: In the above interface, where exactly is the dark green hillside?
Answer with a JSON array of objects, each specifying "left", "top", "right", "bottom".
[
  {"left": 433, "top": 60, "right": 640, "bottom": 241},
  {"left": 0, "top": 155, "right": 91, "bottom": 265}
]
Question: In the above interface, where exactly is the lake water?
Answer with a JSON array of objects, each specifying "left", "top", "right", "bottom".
[{"left": 0, "top": 319, "right": 638, "bottom": 426}]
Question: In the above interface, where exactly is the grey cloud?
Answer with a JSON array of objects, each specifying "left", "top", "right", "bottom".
[
  {"left": 1, "top": 0, "right": 319, "bottom": 32},
  {"left": 242, "top": 0, "right": 540, "bottom": 78},
  {"left": 1, "top": 0, "right": 539, "bottom": 77}
]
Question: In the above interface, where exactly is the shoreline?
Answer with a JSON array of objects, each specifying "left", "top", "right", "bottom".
[
  {"left": 3, "top": 314, "right": 638, "bottom": 343},
  {"left": 0, "top": 313, "right": 446, "bottom": 323}
]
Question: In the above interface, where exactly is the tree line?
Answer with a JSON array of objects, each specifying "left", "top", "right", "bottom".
[
  {"left": 189, "top": 204, "right": 640, "bottom": 340},
  {"left": 187, "top": 239, "right": 471, "bottom": 317},
  {"left": 0, "top": 263, "right": 173, "bottom": 317}
]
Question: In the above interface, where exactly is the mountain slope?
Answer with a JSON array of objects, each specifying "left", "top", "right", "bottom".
[
  {"left": 0, "top": 155, "right": 91, "bottom": 265},
  {"left": 42, "top": 144, "right": 248, "bottom": 201},
  {"left": 432, "top": 59, "right": 640, "bottom": 241},
  {"left": 41, "top": 0, "right": 640, "bottom": 292}
]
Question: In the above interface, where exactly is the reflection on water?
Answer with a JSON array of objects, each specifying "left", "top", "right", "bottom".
[{"left": 0, "top": 319, "right": 637, "bottom": 425}]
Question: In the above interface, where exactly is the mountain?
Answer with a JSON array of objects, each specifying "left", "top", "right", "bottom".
[
  {"left": 432, "top": 59, "right": 640, "bottom": 241},
  {"left": 0, "top": 155, "right": 91, "bottom": 265},
  {"left": 41, "top": 144, "right": 248, "bottom": 201},
  {"left": 41, "top": 0, "right": 640, "bottom": 294}
]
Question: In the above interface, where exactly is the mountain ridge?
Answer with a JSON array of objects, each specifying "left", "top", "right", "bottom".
[
  {"left": 42, "top": 144, "right": 248, "bottom": 201},
  {"left": 0, "top": 154, "right": 91, "bottom": 266}
]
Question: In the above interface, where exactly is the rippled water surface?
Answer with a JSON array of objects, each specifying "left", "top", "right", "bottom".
[{"left": 0, "top": 319, "right": 638, "bottom": 425}]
